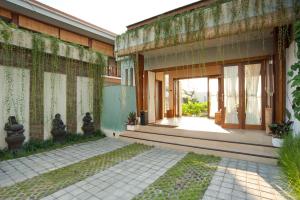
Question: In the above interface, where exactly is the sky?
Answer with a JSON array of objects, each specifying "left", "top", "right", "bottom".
[
  {"left": 180, "top": 78, "right": 208, "bottom": 93},
  {"left": 37, "top": 0, "right": 199, "bottom": 35}
]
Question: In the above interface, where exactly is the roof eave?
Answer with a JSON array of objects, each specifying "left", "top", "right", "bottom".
[{"left": 1, "top": 0, "right": 116, "bottom": 44}]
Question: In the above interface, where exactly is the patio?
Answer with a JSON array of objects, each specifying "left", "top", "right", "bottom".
[{"left": 0, "top": 139, "right": 290, "bottom": 200}]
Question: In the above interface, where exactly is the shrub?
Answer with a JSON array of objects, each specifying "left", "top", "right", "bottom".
[
  {"left": 279, "top": 134, "right": 300, "bottom": 199},
  {"left": 182, "top": 101, "right": 208, "bottom": 116}
]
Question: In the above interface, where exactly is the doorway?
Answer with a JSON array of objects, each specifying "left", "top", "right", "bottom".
[
  {"left": 155, "top": 80, "right": 163, "bottom": 120},
  {"left": 174, "top": 77, "right": 219, "bottom": 119},
  {"left": 223, "top": 62, "right": 264, "bottom": 129}
]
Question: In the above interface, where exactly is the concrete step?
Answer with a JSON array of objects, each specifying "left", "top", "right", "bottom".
[
  {"left": 120, "top": 131, "right": 278, "bottom": 165},
  {"left": 137, "top": 125, "right": 273, "bottom": 146}
]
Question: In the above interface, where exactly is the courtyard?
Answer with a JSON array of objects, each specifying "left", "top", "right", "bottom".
[
  {"left": 0, "top": 138, "right": 291, "bottom": 200},
  {"left": 0, "top": 0, "right": 299, "bottom": 199}
]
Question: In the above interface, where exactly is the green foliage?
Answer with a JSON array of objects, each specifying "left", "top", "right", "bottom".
[
  {"left": 134, "top": 153, "right": 220, "bottom": 200},
  {"left": 0, "top": 19, "right": 107, "bottom": 134},
  {"left": 182, "top": 100, "right": 208, "bottom": 117},
  {"left": 288, "top": 21, "right": 300, "bottom": 121},
  {"left": 116, "top": 0, "right": 295, "bottom": 50},
  {"left": 0, "top": 131, "right": 105, "bottom": 161},
  {"left": 268, "top": 120, "right": 293, "bottom": 138},
  {"left": 127, "top": 112, "right": 137, "bottom": 125},
  {"left": 279, "top": 134, "right": 300, "bottom": 199}
]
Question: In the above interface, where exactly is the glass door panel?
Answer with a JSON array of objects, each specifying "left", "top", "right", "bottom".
[
  {"left": 244, "top": 64, "right": 262, "bottom": 125},
  {"left": 224, "top": 66, "right": 239, "bottom": 125},
  {"left": 209, "top": 78, "right": 219, "bottom": 118}
]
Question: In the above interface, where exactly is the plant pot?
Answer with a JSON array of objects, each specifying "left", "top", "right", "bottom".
[
  {"left": 5, "top": 133, "right": 25, "bottom": 150},
  {"left": 127, "top": 125, "right": 139, "bottom": 131},
  {"left": 272, "top": 137, "right": 283, "bottom": 147},
  {"left": 51, "top": 130, "right": 67, "bottom": 142}
]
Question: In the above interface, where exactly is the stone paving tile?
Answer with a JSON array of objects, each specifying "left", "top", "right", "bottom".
[
  {"left": 42, "top": 148, "right": 186, "bottom": 200},
  {"left": 201, "top": 158, "right": 293, "bottom": 200},
  {"left": 0, "top": 138, "right": 130, "bottom": 187}
]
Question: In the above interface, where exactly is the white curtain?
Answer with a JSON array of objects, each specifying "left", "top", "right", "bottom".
[
  {"left": 245, "top": 64, "right": 262, "bottom": 125},
  {"left": 209, "top": 79, "right": 218, "bottom": 118},
  {"left": 224, "top": 66, "right": 239, "bottom": 124}
]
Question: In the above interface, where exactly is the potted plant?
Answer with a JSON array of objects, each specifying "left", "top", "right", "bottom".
[
  {"left": 126, "top": 112, "right": 139, "bottom": 131},
  {"left": 269, "top": 120, "right": 293, "bottom": 147}
]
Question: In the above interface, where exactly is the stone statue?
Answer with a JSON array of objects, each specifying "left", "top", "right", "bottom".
[
  {"left": 82, "top": 112, "right": 95, "bottom": 136},
  {"left": 51, "top": 113, "right": 67, "bottom": 142},
  {"left": 4, "top": 116, "right": 25, "bottom": 150}
]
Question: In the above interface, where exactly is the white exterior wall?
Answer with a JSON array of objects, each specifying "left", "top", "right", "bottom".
[
  {"left": 43, "top": 72, "right": 67, "bottom": 139},
  {"left": 286, "top": 40, "right": 300, "bottom": 135},
  {"left": 77, "top": 76, "right": 93, "bottom": 133},
  {"left": 0, "top": 66, "right": 30, "bottom": 149}
]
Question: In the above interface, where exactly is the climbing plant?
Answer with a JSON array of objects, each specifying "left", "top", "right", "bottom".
[
  {"left": 116, "top": 0, "right": 299, "bottom": 52},
  {"left": 0, "top": 19, "right": 107, "bottom": 132},
  {"left": 0, "top": 21, "right": 27, "bottom": 123},
  {"left": 288, "top": 21, "right": 300, "bottom": 121}
]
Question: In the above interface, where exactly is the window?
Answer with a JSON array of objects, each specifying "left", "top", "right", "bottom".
[
  {"left": 129, "top": 68, "right": 133, "bottom": 86},
  {"left": 125, "top": 69, "right": 128, "bottom": 86},
  {"left": 164, "top": 74, "right": 169, "bottom": 113}
]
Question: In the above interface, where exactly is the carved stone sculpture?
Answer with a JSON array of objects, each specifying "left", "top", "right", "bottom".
[
  {"left": 82, "top": 112, "right": 95, "bottom": 136},
  {"left": 4, "top": 116, "right": 25, "bottom": 150},
  {"left": 51, "top": 113, "right": 67, "bottom": 142}
]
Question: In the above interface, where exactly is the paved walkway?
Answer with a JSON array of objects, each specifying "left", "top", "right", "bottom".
[
  {"left": 202, "top": 158, "right": 290, "bottom": 200},
  {"left": 0, "top": 138, "right": 130, "bottom": 187},
  {"left": 42, "top": 148, "right": 186, "bottom": 200}
]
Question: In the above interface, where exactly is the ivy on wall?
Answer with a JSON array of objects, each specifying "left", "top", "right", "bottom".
[
  {"left": 0, "top": 19, "right": 107, "bottom": 131},
  {"left": 0, "top": 20, "right": 27, "bottom": 123},
  {"left": 288, "top": 21, "right": 300, "bottom": 121}
]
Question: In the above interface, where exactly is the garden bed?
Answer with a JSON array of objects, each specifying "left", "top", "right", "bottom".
[{"left": 0, "top": 131, "right": 105, "bottom": 161}]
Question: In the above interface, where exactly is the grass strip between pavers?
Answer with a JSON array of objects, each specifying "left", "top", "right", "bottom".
[
  {"left": 0, "top": 143, "right": 152, "bottom": 200},
  {"left": 133, "top": 153, "right": 220, "bottom": 200}
]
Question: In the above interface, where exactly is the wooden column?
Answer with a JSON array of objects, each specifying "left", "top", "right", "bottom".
[
  {"left": 135, "top": 53, "right": 144, "bottom": 116},
  {"left": 143, "top": 70, "right": 148, "bottom": 111},
  {"left": 273, "top": 27, "right": 286, "bottom": 123}
]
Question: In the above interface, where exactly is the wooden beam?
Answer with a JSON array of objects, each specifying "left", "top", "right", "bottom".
[{"left": 0, "top": 7, "right": 12, "bottom": 19}]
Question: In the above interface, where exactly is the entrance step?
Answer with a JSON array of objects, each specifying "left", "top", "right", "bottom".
[
  {"left": 137, "top": 125, "right": 273, "bottom": 146},
  {"left": 120, "top": 127, "right": 278, "bottom": 165}
]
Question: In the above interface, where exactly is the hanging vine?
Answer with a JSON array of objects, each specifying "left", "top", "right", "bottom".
[
  {"left": 31, "top": 34, "right": 45, "bottom": 123},
  {"left": 49, "top": 37, "right": 60, "bottom": 120},
  {"left": 288, "top": 21, "right": 300, "bottom": 121},
  {"left": 116, "top": 0, "right": 298, "bottom": 53}
]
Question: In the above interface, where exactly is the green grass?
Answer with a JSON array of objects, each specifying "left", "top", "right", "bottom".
[
  {"left": 133, "top": 153, "right": 220, "bottom": 200},
  {"left": 279, "top": 134, "right": 300, "bottom": 199},
  {"left": 0, "top": 143, "right": 152, "bottom": 200},
  {"left": 0, "top": 131, "right": 105, "bottom": 161}
]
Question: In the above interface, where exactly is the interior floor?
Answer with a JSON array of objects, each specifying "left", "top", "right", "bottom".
[{"left": 155, "top": 116, "right": 266, "bottom": 136}]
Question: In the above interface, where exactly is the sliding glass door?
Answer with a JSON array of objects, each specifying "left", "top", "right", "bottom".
[
  {"left": 223, "top": 65, "right": 240, "bottom": 128},
  {"left": 244, "top": 63, "right": 263, "bottom": 128},
  {"left": 223, "top": 62, "right": 263, "bottom": 129}
]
